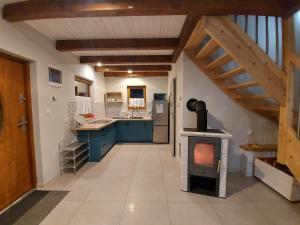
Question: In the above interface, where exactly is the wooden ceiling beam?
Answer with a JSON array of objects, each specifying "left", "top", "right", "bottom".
[
  {"left": 80, "top": 55, "right": 173, "bottom": 64},
  {"left": 95, "top": 64, "right": 172, "bottom": 72},
  {"left": 172, "top": 15, "right": 201, "bottom": 62},
  {"left": 104, "top": 71, "right": 168, "bottom": 77},
  {"left": 2, "top": 0, "right": 295, "bottom": 22},
  {"left": 56, "top": 38, "right": 179, "bottom": 51}
]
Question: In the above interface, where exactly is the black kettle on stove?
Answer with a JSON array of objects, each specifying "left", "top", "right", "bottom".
[{"left": 186, "top": 99, "right": 207, "bottom": 132}]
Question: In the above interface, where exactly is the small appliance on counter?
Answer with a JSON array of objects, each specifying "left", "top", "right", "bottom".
[
  {"left": 154, "top": 93, "right": 167, "bottom": 101},
  {"left": 152, "top": 94, "right": 169, "bottom": 143}
]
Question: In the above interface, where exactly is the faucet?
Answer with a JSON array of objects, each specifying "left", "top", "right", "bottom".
[
  {"left": 131, "top": 108, "right": 139, "bottom": 118},
  {"left": 131, "top": 109, "right": 135, "bottom": 118}
]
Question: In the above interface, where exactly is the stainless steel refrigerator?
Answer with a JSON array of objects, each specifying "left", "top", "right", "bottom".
[{"left": 152, "top": 100, "right": 169, "bottom": 143}]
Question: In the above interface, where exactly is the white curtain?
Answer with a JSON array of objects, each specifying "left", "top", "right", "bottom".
[
  {"left": 129, "top": 98, "right": 145, "bottom": 108},
  {"left": 75, "top": 96, "right": 92, "bottom": 115}
]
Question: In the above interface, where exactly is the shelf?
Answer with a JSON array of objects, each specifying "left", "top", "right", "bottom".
[
  {"left": 240, "top": 144, "right": 277, "bottom": 152},
  {"left": 61, "top": 142, "right": 88, "bottom": 151},
  {"left": 63, "top": 154, "right": 89, "bottom": 169},
  {"left": 63, "top": 147, "right": 89, "bottom": 160},
  {"left": 59, "top": 140, "right": 90, "bottom": 175},
  {"left": 105, "top": 92, "right": 123, "bottom": 103}
]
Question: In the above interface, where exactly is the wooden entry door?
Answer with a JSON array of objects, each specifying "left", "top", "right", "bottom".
[{"left": 0, "top": 55, "right": 36, "bottom": 211}]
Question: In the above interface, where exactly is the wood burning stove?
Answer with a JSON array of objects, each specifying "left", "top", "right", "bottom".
[
  {"left": 180, "top": 129, "right": 232, "bottom": 198},
  {"left": 181, "top": 100, "right": 232, "bottom": 198},
  {"left": 188, "top": 136, "right": 221, "bottom": 197}
]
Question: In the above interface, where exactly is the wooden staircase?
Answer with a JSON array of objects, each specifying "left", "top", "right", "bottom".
[{"left": 185, "top": 16, "right": 287, "bottom": 121}]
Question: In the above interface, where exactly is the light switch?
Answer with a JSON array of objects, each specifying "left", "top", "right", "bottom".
[{"left": 45, "top": 108, "right": 51, "bottom": 115}]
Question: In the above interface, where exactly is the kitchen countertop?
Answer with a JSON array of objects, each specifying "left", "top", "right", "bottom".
[{"left": 71, "top": 117, "right": 153, "bottom": 131}]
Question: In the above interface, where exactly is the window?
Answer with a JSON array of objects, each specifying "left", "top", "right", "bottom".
[
  {"left": 75, "top": 76, "right": 93, "bottom": 97},
  {"left": 127, "top": 86, "right": 146, "bottom": 109},
  {"left": 49, "top": 67, "right": 62, "bottom": 87}
]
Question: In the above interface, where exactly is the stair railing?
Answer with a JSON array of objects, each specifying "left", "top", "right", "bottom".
[{"left": 233, "top": 15, "right": 283, "bottom": 69}]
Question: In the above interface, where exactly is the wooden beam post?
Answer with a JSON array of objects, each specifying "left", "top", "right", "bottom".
[
  {"left": 172, "top": 15, "right": 201, "bottom": 62},
  {"left": 2, "top": 0, "right": 293, "bottom": 22},
  {"left": 277, "top": 16, "right": 294, "bottom": 164},
  {"left": 94, "top": 64, "right": 172, "bottom": 72},
  {"left": 80, "top": 55, "right": 173, "bottom": 64},
  {"left": 104, "top": 71, "right": 168, "bottom": 77}
]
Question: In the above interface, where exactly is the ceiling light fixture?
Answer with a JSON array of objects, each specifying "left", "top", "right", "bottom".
[
  {"left": 96, "top": 62, "right": 102, "bottom": 67},
  {"left": 128, "top": 69, "right": 133, "bottom": 74},
  {"left": 128, "top": 5, "right": 133, "bottom": 9}
]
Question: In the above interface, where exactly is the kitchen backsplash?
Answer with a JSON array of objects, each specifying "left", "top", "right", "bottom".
[
  {"left": 68, "top": 101, "right": 152, "bottom": 127},
  {"left": 68, "top": 101, "right": 106, "bottom": 128},
  {"left": 106, "top": 102, "right": 152, "bottom": 118}
]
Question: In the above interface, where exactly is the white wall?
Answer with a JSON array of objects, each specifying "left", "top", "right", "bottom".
[
  {"left": 182, "top": 54, "right": 278, "bottom": 171},
  {"left": 105, "top": 76, "right": 168, "bottom": 117},
  {"left": 105, "top": 77, "right": 168, "bottom": 103},
  {"left": 0, "top": 13, "right": 106, "bottom": 184}
]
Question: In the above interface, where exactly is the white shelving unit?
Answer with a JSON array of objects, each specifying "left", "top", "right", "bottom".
[
  {"left": 104, "top": 92, "right": 123, "bottom": 117},
  {"left": 59, "top": 140, "right": 90, "bottom": 175},
  {"left": 105, "top": 92, "right": 123, "bottom": 103}
]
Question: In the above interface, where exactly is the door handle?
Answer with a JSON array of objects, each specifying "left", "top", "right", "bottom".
[
  {"left": 18, "top": 116, "right": 28, "bottom": 130},
  {"left": 19, "top": 94, "right": 27, "bottom": 104},
  {"left": 18, "top": 121, "right": 28, "bottom": 127},
  {"left": 217, "top": 160, "right": 221, "bottom": 174}
]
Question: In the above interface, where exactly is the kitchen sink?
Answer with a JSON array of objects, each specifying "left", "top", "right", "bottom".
[
  {"left": 90, "top": 119, "right": 112, "bottom": 124},
  {"left": 112, "top": 116, "right": 144, "bottom": 120}
]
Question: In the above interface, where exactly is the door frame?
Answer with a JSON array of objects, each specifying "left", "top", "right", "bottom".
[
  {"left": 169, "top": 78, "right": 177, "bottom": 157},
  {"left": 0, "top": 51, "right": 37, "bottom": 188}
]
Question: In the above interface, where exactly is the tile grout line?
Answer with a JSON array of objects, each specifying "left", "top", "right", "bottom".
[
  {"left": 117, "top": 146, "right": 141, "bottom": 225},
  {"left": 206, "top": 200, "right": 226, "bottom": 225},
  {"left": 159, "top": 147, "right": 173, "bottom": 225}
]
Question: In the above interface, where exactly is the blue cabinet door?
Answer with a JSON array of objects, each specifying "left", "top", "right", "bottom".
[
  {"left": 116, "top": 121, "right": 128, "bottom": 142},
  {"left": 101, "top": 124, "right": 117, "bottom": 157},
  {"left": 116, "top": 121, "right": 153, "bottom": 143},
  {"left": 78, "top": 130, "right": 102, "bottom": 162},
  {"left": 100, "top": 127, "right": 109, "bottom": 157}
]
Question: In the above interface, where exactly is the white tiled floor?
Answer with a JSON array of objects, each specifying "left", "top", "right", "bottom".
[{"left": 40, "top": 144, "right": 300, "bottom": 225}]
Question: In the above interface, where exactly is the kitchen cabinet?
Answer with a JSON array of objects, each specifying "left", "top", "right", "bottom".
[
  {"left": 116, "top": 121, "right": 153, "bottom": 143},
  {"left": 77, "top": 120, "right": 152, "bottom": 162},
  {"left": 77, "top": 124, "right": 117, "bottom": 162}
]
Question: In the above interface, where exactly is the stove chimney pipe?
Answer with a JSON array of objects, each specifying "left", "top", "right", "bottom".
[{"left": 186, "top": 99, "right": 208, "bottom": 132}]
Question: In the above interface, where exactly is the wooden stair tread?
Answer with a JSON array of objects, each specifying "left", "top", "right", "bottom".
[
  {"left": 224, "top": 81, "right": 258, "bottom": 90},
  {"left": 214, "top": 67, "right": 245, "bottom": 80},
  {"left": 203, "top": 16, "right": 286, "bottom": 105},
  {"left": 248, "top": 106, "right": 280, "bottom": 112},
  {"left": 196, "top": 39, "right": 219, "bottom": 59},
  {"left": 206, "top": 53, "right": 232, "bottom": 70},
  {"left": 235, "top": 95, "right": 273, "bottom": 100}
]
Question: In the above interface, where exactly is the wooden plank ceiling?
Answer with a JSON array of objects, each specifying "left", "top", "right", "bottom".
[{"left": 2, "top": 0, "right": 299, "bottom": 77}]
